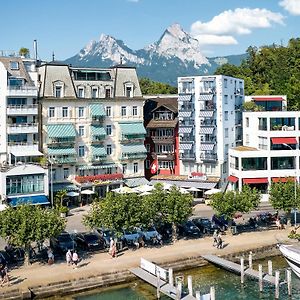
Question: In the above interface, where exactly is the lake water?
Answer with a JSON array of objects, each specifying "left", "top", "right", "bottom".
[{"left": 52, "top": 256, "right": 300, "bottom": 300}]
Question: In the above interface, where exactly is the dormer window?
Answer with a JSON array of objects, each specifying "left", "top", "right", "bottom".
[
  {"left": 55, "top": 86, "right": 62, "bottom": 98},
  {"left": 78, "top": 87, "right": 84, "bottom": 98},
  {"left": 124, "top": 82, "right": 134, "bottom": 97},
  {"left": 105, "top": 87, "right": 111, "bottom": 98},
  {"left": 53, "top": 81, "right": 64, "bottom": 98},
  {"left": 10, "top": 61, "right": 19, "bottom": 70},
  {"left": 92, "top": 87, "right": 98, "bottom": 99}
]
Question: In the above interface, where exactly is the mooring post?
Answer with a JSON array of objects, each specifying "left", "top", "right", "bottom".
[
  {"left": 275, "top": 270, "right": 280, "bottom": 299},
  {"left": 286, "top": 268, "right": 292, "bottom": 297},
  {"left": 187, "top": 275, "right": 193, "bottom": 296},
  {"left": 249, "top": 251, "right": 253, "bottom": 269},
  {"left": 176, "top": 280, "right": 182, "bottom": 300},
  {"left": 240, "top": 257, "right": 245, "bottom": 284},
  {"left": 156, "top": 270, "right": 160, "bottom": 299},
  {"left": 210, "top": 286, "right": 216, "bottom": 300},
  {"left": 268, "top": 260, "right": 273, "bottom": 276},
  {"left": 195, "top": 291, "right": 201, "bottom": 300},
  {"left": 258, "top": 264, "right": 263, "bottom": 292},
  {"left": 169, "top": 268, "right": 173, "bottom": 287}
]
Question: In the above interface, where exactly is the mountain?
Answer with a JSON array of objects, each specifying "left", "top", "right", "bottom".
[{"left": 65, "top": 24, "right": 246, "bottom": 86}]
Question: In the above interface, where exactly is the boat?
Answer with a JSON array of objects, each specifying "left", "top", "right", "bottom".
[{"left": 279, "top": 244, "right": 300, "bottom": 278}]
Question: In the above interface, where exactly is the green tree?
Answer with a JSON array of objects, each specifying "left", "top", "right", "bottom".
[
  {"left": 54, "top": 189, "right": 67, "bottom": 207},
  {"left": 19, "top": 47, "right": 30, "bottom": 58},
  {"left": 139, "top": 77, "right": 177, "bottom": 95},
  {"left": 242, "top": 101, "right": 264, "bottom": 112},
  {"left": 0, "top": 205, "right": 65, "bottom": 265}
]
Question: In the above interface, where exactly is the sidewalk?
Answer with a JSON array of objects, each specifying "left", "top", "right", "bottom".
[{"left": 0, "top": 228, "right": 291, "bottom": 295}]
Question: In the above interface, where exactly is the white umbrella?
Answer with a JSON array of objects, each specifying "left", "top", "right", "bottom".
[
  {"left": 112, "top": 186, "right": 135, "bottom": 194},
  {"left": 0, "top": 204, "right": 8, "bottom": 211},
  {"left": 139, "top": 191, "right": 152, "bottom": 196},
  {"left": 204, "top": 188, "right": 222, "bottom": 196},
  {"left": 179, "top": 188, "right": 189, "bottom": 194},
  {"left": 162, "top": 183, "right": 172, "bottom": 190},
  {"left": 67, "top": 191, "right": 79, "bottom": 197},
  {"left": 187, "top": 187, "right": 200, "bottom": 192},
  {"left": 135, "top": 184, "right": 154, "bottom": 193},
  {"left": 81, "top": 189, "right": 95, "bottom": 195}
]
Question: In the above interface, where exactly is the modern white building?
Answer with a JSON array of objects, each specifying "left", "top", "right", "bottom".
[
  {"left": 228, "top": 96, "right": 298, "bottom": 197},
  {"left": 177, "top": 75, "right": 244, "bottom": 188},
  {"left": 0, "top": 56, "right": 49, "bottom": 205},
  {"left": 38, "top": 62, "right": 147, "bottom": 197}
]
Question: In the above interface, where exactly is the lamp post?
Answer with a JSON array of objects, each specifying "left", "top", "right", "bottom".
[
  {"left": 48, "top": 156, "right": 54, "bottom": 208},
  {"left": 283, "top": 143, "right": 297, "bottom": 226}
]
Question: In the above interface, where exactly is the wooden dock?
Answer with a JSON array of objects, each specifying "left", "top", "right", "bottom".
[{"left": 202, "top": 254, "right": 280, "bottom": 285}]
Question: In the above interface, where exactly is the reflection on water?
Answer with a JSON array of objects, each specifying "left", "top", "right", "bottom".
[{"left": 54, "top": 256, "right": 300, "bottom": 300}]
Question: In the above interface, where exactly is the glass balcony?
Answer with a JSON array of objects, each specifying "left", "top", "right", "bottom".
[
  {"left": 7, "top": 85, "right": 37, "bottom": 97},
  {"left": 271, "top": 157, "right": 295, "bottom": 170},
  {"left": 242, "top": 157, "right": 267, "bottom": 171},
  {"left": 7, "top": 104, "right": 38, "bottom": 115},
  {"left": 7, "top": 123, "right": 38, "bottom": 134},
  {"left": 200, "top": 152, "right": 217, "bottom": 161}
]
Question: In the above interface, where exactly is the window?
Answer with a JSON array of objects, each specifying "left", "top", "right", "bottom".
[
  {"left": 106, "top": 125, "right": 112, "bottom": 135},
  {"left": 246, "top": 117, "right": 249, "bottom": 127},
  {"left": 49, "top": 107, "right": 55, "bottom": 118},
  {"left": 106, "top": 144, "right": 112, "bottom": 155},
  {"left": 224, "top": 78, "right": 228, "bottom": 88},
  {"left": 106, "top": 106, "right": 111, "bottom": 117},
  {"left": 245, "top": 134, "right": 249, "bottom": 145},
  {"left": 10, "top": 61, "right": 19, "bottom": 70},
  {"left": 133, "top": 162, "right": 138, "bottom": 173},
  {"left": 126, "top": 86, "right": 132, "bottom": 97},
  {"left": 121, "top": 106, "right": 126, "bottom": 116},
  {"left": 225, "top": 144, "right": 229, "bottom": 155},
  {"left": 122, "top": 163, "right": 127, "bottom": 174},
  {"left": 62, "top": 107, "right": 68, "bottom": 118},
  {"left": 105, "top": 88, "right": 111, "bottom": 98},
  {"left": 55, "top": 86, "right": 63, "bottom": 98},
  {"left": 145, "top": 160, "right": 150, "bottom": 169},
  {"left": 78, "top": 87, "right": 84, "bottom": 98},
  {"left": 78, "top": 107, "right": 84, "bottom": 118},
  {"left": 78, "top": 145, "right": 85, "bottom": 157},
  {"left": 146, "top": 144, "right": 151, "bottom": 152},
  {"left": 132, "top": 106, "right": 138, "bottom": 116},
  {"left": 79, "top": 170, "right": 85, "bottom": 176},
  {"left": 223, "top": 161, "right": 228, "bottom": 174},
  {"left": 224, "top": 95, "right": 228, "bottom": 104},
  {"left": 225, "top": 128, "right": 229, "bottom": 138},
  {"left": 78, "top": 125, "right": 85, "bottom": 136},
  {"left": 63, "top": 168, "right": 69, "bottom": 179},
  {"left": 224, "top": 111, "right": 229, "bottom": 121},
  {"left": 92, "top": 87, "right": 98, "bottom": 98}
]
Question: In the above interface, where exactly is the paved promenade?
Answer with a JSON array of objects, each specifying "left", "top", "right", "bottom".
[{"left": 0, "top": 227, "right": 291, "bottom": 295}]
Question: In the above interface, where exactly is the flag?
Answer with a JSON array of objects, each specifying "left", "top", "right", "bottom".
[{"left": 150, "top": 159, "right": 159, "bottom": 175}]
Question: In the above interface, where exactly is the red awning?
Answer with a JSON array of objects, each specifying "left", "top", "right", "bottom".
[
  {"left": 271, "top": 137, "right": 297, "bottom": 145},
  {"left": 228, "top": 175, "right": 239, "bottom": 183},
  {"left": 243, "top": 178, "right": 268, "bottom": 184},
  {"left": 272, "top": 177, "right": 295, "bottom": 183},
  {"left": 253, "top": 97, "right": 284, "bottom": 102}
]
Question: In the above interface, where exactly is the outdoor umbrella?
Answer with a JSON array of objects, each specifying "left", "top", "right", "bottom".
[
  {"left": 135, "top": 184, "right": 154, "bottom": 193},
  {"left": 187, "top": 187, "right": 200, "bottom": 192},
  {"left": 204, "top": 188, "right": 222, "bottom": 196},
  {"left": 66, "top": 191, "right": 80, "bottom": 197},
  {"left": 111, "top": 186, "right": 135, "bottom": 194},
  {"left": 81, "top": 189, "right": 95, "bottom": 195}
]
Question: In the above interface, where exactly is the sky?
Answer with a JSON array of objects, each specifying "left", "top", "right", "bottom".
[{"left": 0, "top": 0, "right": 299, "bottom": 61}]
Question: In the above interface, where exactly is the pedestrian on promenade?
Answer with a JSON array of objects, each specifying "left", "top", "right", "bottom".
[
  {"left": 111, "top": 242, "right": 117, "bottom": 258},
  {"left": 72, "top": 250, "right": 79, "bottom": 269},
  {"left": 109, "top": 237, "right": 115, "bottom": 257},
  {"left": 66, "top": 249, "right": 72, "bottom": 266},
  {"left": 213, "top": 230, "right": 218, "bottom": 247},
  {"left": 0, "top": 263, "right": 9, "bottom": 286},
  {"left": 47, "top": 248, "right": 54, "bottom": 265},
  {"left": 217, "top": 232, "right": 223, "bottom": 249}
]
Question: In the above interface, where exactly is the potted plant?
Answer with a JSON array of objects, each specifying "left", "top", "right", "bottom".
[{"left": 58, "top": 206, "right": 69, "bottom": 218}]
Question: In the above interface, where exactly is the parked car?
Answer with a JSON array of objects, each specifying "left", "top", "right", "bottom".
[
  {"left": 178, "top": 220, "right": 201, "bottom": 238},
  {"left": 50, "top": 232, "right": 76, "bottom": 254},
  {"left": 212, "top": 215, "right": 228, "bottom": 231},
  {"left": 156, "top": 223, "right": 173, "bottom": 241},
  {"left": 95, "top": 228, "right": 115, "bottom": 248},
  {"left": 139, "top": 226, "right": 162, "bottom": 245},
  {"left": 121, "top": 228, "right": 142, "bottom": 247},
  {"left": 192, "top": 217, "right": 215, "bottom": 234},
  {"left": 0, "top": 250, "right": 10, "bottom": 265},
  {"left": 75, "top": 232, "right": 106, "bottom": 251}
]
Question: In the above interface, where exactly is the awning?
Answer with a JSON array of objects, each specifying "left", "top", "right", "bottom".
[
  {"left": 179, "top": 127, "right": 193, "bottom": 134},
  {"left": 178, "top": 94, "right": 192, "bottom": 102},
  {"left": 272, "top": 177, "right": 296, "bottom": 183},
  {"left": 90, "top": 103, "right": 105, "bottom": 117},
  {"left": 178, "top": 111, "right": 192, "bottom": 118},
  {"left": 124, "top": 177, "right": 150, "bottom": 188},
  {"left": 271, "top": 137, "right": 297, "bottom": 145},
  {"left": 91, "top": 145, "right": 106, "bottom": 157},
  {"left": 228, "top": 175, "right": 239, "bottom": 183},
  {"left": 78, "top": 163, "right": 117, "bottom": 171},
  {"left": 200, "top": 127, "right": 214, "bottom": 134},
  {"left": 119, "top": 122, "right": 146, "bottom": 135},
  {"left": 253, "top": 97, "right": 284, "bottom": 102},
  {"left": 199, "top": 111, "right": 214, "bottom": 118},
  {"left": 52, "top": 183, "right": 79, "bottom": 192},
  {"left": 91, "top": 125, "right": 106, "bottom": 137},
  {"left": 47, "top": 124, "right": 76, "bottom": 139},
  {"left": 48, "top": 147, "right": 76, "bottom": 156},
  {"left": 10, "top": 149, "right": 43, "bottom": 157},
  {"left": 121, "top": 144, "right": 146, "bottom": 154},
  {"left": 180, "top": 143, "right": 193, "bottom": 150},
  {"left": 200, "top": 144, "right": 215, "bottom": 151},
  {"left": 243, "top": 178, "right": 268, "bottom": 184},
  {"left": 199, "top": 94, "right": 213, "bottom": 101},
  {"left": 8, "top": 195, "right": 50, "bottom": 206}
]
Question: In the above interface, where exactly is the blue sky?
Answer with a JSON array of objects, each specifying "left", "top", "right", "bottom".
[{"left": 0, "top": 0, "right": 299, "bottom": 60}]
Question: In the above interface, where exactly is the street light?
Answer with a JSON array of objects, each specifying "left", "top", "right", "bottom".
[
  {"left": 283, "top": 143, "right": 297, "bottom": 226},
  {"left": 48, "top": 156, "right": 54, "bottom": 208}
]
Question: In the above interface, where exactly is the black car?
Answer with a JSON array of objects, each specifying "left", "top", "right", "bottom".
[
  {"left": 178, "top": 220, "right": 201, "bottom": 238},
  {"left": 192, "top": 217, "right": 215, "bottom": 234},
  {"left": 156, "top": 223, "right": 173, "bottom": 241},
  {"left": 75, "top": 232, "right": 106, "bottom": 251},
  {"left": 50, "top": 232, "right": 76, "bottom": 254},
  {"left": 95, "top": 228, "right": 115, "bottom": 248}
]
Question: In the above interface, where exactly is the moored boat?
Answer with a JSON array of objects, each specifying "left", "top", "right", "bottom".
[{"left": 279, "top": 244, "right": 300, "bottom": 278}]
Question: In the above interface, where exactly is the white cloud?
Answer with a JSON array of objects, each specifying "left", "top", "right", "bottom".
[
  {"left": 195, "top": 34, "right": 238, "bottom": 46},
  {"left": 279, "top": 0, "right": 300, "bottom": 15},
  {"left": 191, "top": 8, "right": 284, "bottom": 36}
]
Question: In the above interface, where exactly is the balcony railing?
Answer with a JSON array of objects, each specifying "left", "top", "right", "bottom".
[
  {"left": 90, "top": 156, "right": 107, "bottom": 162},
  {"left": 120, "top": 153, "right": 146, "bottom": 160},
  {"left": 201, "top": 153, "right": 217, "bottom": 161},
  {"left": 53, "top": 156, "right": 77, "bottom": 164},
  {"left": 7, "top": 123, "right": 38, "bottom": 134},
  {"left": 156, "top": 153, "right": 175, "bottom": 160},
  {"left": 180, "top": 153, "right": 195, "bottom": 160},
  {"left": 151, "top": 136, "right": 175, "bottom": 144},
  {"left": 200, "top": 87, "right": 216, "bottom": 94},
  {"left": 7, "top": 104, "right": 38, "bottom": 115},
  {"left": 200, "top": 103, "right": 216, "bottom": 110},
  {"left": 7, "top": 85, "right": 37, "bottom": 96}
]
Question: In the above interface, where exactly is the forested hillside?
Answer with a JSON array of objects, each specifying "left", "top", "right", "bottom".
[
  {"left": 215, "top": 38, "right": 300, "bottom": 110},
  {"left": 139, "top": 77, "right": 177, "bottom": 95}
]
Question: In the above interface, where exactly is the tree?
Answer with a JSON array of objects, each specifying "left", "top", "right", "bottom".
[
  {"left": 269, "top": 179, "right": 300, "bottom": 213},
  {"left": 242, "top": 101, "right": 264, "bottom": 112},
  {"left": 54, "top": 189, "right": 67, "bottom": 207},
  {"left": 139, "top": 77, "right": 177, "bottom": 95},
  {"left": 0, "top": 205, "right": 65, "bottom": 265},
  {"left": 19, "top": 47, "right": 30, "bottom": 58}
]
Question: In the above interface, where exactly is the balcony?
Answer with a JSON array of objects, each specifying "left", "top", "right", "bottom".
[
  {"left": 151, "top": 136, "right": 175, "bottom": 144},
  {"left": 156, "top": 152, "right": 175, "bottom": 160},
  {"left": 8, "top": 143, "right": 40, "bottom": 156},
  {"left": 199, "top": 102, "right": 216, "bottom": 111},
  {"left": 201, "top": 137, "right": 217, "bottom": 144},
  {"left": 180, "top": 152, "right": 195, "bottom": 161},
  {"left": 120, "top": 153, "right": 147, "bottom": 160},
  {"left": 7, "top": 85, "right": 37, "bottom": 97},
  {"left": 90, "top": 155, "right": 107, "bottom": 162},
  {"left": 53, "top": 156, "right": 77, "bottom": 165},
  {"left": 200, "top": 153, "right": 217, "bottom": 161},
  {"left": 7, "top": 123, "right": 38, "bottom": 134},
  {"left": 120, "top": 134, "right": 145, "bottom": 143},
  {"left": 75, "top": 173, "right": 123, "bottom": 184},
  {"left": 7, "top": 104, "right": 38, "bottom": 115},
  {"left": 200, "top": 87, "right": 216, "bottom": 95}
]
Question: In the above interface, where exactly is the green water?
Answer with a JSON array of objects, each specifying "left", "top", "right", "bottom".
[{"left": 56, "top": 256, "right": 300, "bottom": 300}]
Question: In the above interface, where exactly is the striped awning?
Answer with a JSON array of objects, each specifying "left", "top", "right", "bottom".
[
  {"left": 48, "top": 147, "right": 76, "bottom": 156},
  {"left": 180, "top": 143, "right": 193, "bottom": 150},
  {"left": 78, "top": 163, "right": 117, "bottom": 170},
  {"left": 178, "top": 111, "right": 192, "bottom": 118},
  {"left": 121, "top": 144, "right": 146, "bottom": 154},
  {"left": 119, "top": 122, "right": 146, "bottom": 135},
  {"left": 200, "top": 144, "right": 215, "bottom": 151},
  {"left": 52, "top": 183, "right": 79, "bottom": 192},
  {"left": 199, "top": 94, "right": 213, "bottom": 101},
  {"left": 90, "top": 103, "right": 105, "bottom": 117},
  {"left": 200, "top": 127, "right": 214, "bottom": 134},
  {"left": 199, "top": 111, "right": 214, "bottom": 118},
  {"left": 178, "top": 94, "right": 192, "bottom": 102},
  {"left": 179, "top": 127, "right": 193, "bottom": 134},
  {"left": 91, "top": 145, "right": 106, "bottom": 157},
  {"left": 91, "top": 125, "right": 106, "bottom": 136},
  {"left": 47, "top": 124, "right": 76, "bottom": 139}
]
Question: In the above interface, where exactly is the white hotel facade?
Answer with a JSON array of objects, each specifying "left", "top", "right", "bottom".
[{"left": 177, "top": 75, "right": 244, "bottom": 188}]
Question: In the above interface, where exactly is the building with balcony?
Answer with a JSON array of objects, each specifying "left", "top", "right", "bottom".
[
  {"left": 228, "top": 96, "right": 299, "bottom": 199},
  {"left": 144, "top": 97, "right": 179, "bottom": 179},
  {"left": 38, "top": 62, "right": 147, "bottom": 196},
  {"left": 0, "top": 56, "right": 48, "bottom": 206},
  {"left": 177, "top": 75, "right": 244, "bottom": 188}
]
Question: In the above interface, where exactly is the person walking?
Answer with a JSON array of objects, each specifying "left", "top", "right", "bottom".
[
  {"left": 0, "top": 263, "right": 9, "bottom": 287},
  {"left": 217, "top": 232, "right": 223, "bottom": 249},
  {"left": 109, "top": 237, "right": 115, "bottom": 258},
  {"left": 47, "top": 248, "right": 54, "bottom": 265},
  {"left": 213, "top": 230, "right": 218, "bottom": 247},
  {"left": 111, "top": 242, "right": 117, "bottom": 258},
  {"left": 66, "top": 249, "right": 72, "bottom": 266},
  {"left": 72, "top": 250, "right": 79, "bottom": 269}
]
